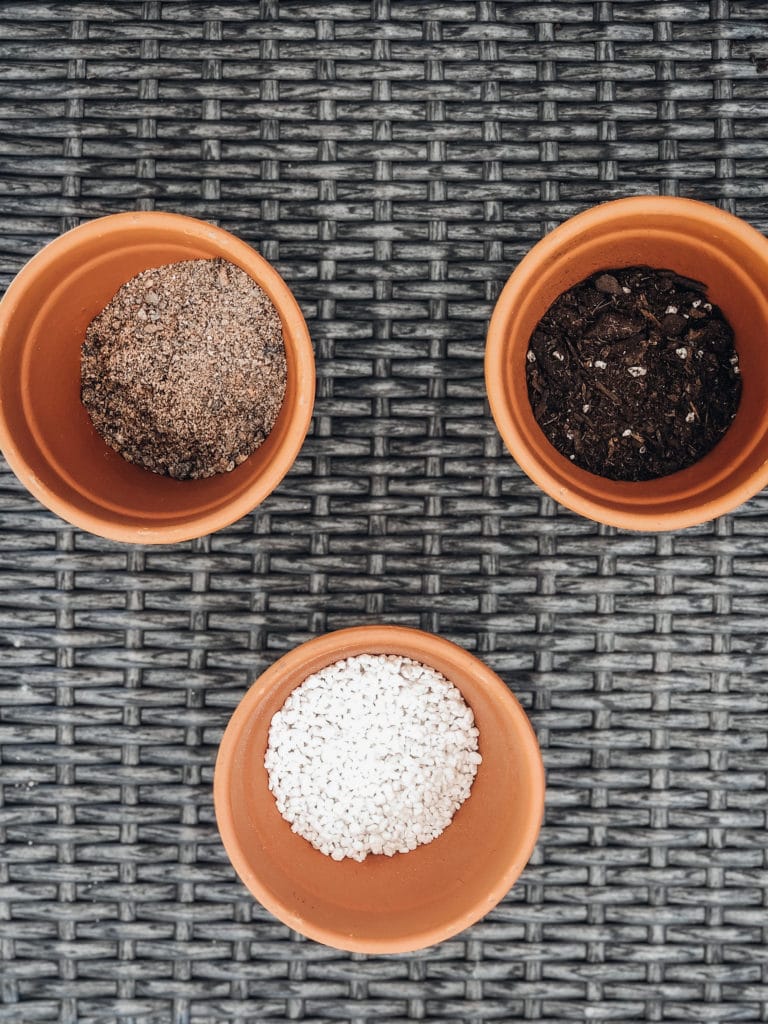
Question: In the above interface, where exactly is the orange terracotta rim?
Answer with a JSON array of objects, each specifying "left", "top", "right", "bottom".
[
  {"left": 0, "top": 212, "right": 315, "bottom": 543},
  {"left": 214, "top": 625, "right": 546, "bottom": 953},
  {"left": 486, "top": 196, "right": 768, "bottom": 531}
]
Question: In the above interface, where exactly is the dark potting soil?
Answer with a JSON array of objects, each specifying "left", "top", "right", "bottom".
[
  {"left": 525, "top": 266, "right": 742, "bottom": 482},
  {"left": 81, "top": 258, "right": 287, "bottom": 480}
]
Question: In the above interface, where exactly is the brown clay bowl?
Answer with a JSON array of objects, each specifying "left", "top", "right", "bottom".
[
  {"left": 214, "top": 625, "right": 545, "bottom": 954},
  {"left": 486, "top": 196, "right": 768, "bottom": 530},
  {"left": 0, "top": 212, "right": 315, "bottom": 543}
]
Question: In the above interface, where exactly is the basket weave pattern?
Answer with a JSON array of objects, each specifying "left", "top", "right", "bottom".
[{"left": 1, "top": 2, "right": 768, "bottom": 1021}]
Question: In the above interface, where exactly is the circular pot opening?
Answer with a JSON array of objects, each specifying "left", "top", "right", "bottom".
[
  {"left": 486, "top": 197, "right": 768, "bottom": 530},
  {"left": 0, "top": 212, "right": 315, "bottom": 542},
  {"left": 214, "top": 626, "right": 545, "bottom": 954}
]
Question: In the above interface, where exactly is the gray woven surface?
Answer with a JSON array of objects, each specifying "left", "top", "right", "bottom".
[{"left": 2, "top": 2, "right": 768, "bottom": 1022}]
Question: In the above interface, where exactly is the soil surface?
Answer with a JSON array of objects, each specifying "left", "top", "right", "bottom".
[
  {"left": 81, "top": 258, "right": 287, "bottom": 480},
  {"left": 525, "top": 266, "right": 742, "bottom": 482}
]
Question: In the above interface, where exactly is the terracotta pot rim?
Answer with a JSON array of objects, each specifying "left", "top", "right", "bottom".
[
  {"left": 214, "top": 624, "right": 546, "bottom": 954},
  {"left": 0, "top": 211, "right": 315, "bottom": 543},
  {"left": 485, "top": 196, "right": 768, "bottom": 531}
]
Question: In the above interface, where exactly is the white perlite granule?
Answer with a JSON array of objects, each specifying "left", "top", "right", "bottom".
[{"left": 264, "top": 653, "right": 482, "bottom": 862}]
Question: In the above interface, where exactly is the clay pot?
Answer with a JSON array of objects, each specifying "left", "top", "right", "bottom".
[
  {"left": 0, "top": 212, "right": 315, "bottom": 543},
  {"left": 485, "top": 196, "right": 768, "bottom": 530},
  {"left": 214, "top": 625, "right": 545, "bottom": 954}
]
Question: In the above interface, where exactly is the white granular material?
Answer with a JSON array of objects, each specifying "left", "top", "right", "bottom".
[{"left": 264, "top": 653, "right": 482, "bottom": 862}]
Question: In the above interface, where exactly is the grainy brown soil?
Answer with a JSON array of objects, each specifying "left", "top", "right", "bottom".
[{"left": 81, "top": 258, "right": 287, "bottom": 480}]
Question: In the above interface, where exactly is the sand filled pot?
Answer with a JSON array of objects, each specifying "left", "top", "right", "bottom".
[
  {"left": 214, "top": 625, "right": 545, "bottom": 954},
  {"left": 0, "top": 212, "right": 315, "bottom": 543},
  {"left": 485, "top": 196, "right": 768, "bottom": 530}
]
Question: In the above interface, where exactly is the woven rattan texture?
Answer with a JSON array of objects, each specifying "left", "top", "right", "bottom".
[{"left": 2, "top": 2, "right": 768, "bottom": 1022}]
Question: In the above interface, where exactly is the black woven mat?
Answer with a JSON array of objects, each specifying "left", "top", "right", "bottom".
[{"left": 2, "top": 3, "right": 768, "bottom": 1022}]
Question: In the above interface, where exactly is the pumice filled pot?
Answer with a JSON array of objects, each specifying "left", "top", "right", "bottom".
[
  {"left": 485, "top": 197, "right": 768, "bottom": 531},
  {"left": 214, "top": 625, "right": 545, "bottom": 954},
  {"left": 0, "top": 212, "right": 315, "bottom": 543}
]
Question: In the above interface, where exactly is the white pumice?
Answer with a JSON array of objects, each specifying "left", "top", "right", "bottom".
[
  {"left": 264, "top": 654, "right": 482, "bottom": 862},
  {"left": 627, "top": 366, "right": 647, "bottom": 378}
]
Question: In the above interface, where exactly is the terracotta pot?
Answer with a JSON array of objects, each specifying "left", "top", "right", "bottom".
[
  {"left": 0, "top": 212, "right": 315, "bottom": 543},
  {"left": 485, "top": 196, "right": 768, "bottom": 531},
  {"left": 214, "top": 625, "right": 545, "bottom": 954}
]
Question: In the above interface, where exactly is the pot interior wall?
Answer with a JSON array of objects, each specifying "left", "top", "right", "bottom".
[
  {"left": 1, "top": 224, "right": 299, "bottom": 534},
  {"left": 223, "top": 635, "right": 542, "bottom": 952},
  {"left": 502, "top": 211, "right": 768, "bottom": 519}
]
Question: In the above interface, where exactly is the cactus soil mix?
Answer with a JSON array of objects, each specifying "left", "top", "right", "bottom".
[{"left": 81, "top": 258, "right": 287, "bottom": 480}]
